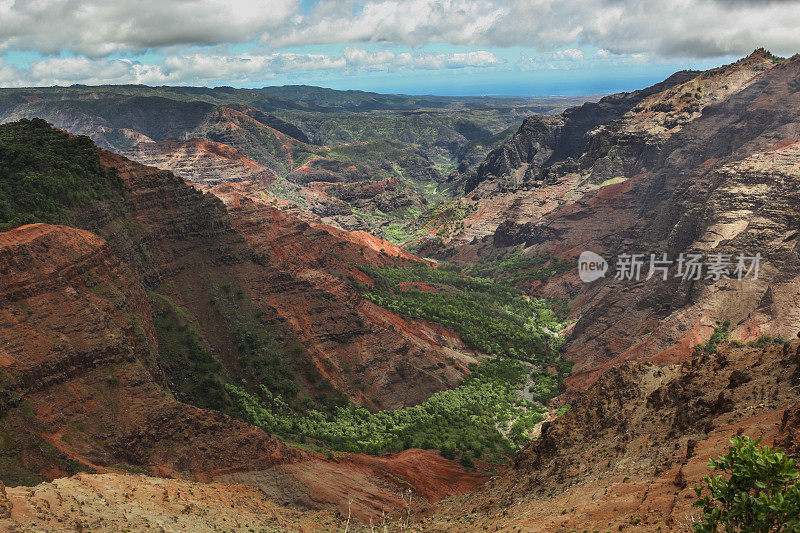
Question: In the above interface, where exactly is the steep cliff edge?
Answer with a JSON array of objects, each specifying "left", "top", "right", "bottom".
[
  {"left": 418, "top": 340, "right": 800, "bottom": 531},
  {"left": 0, "top": 223, "right": 483, "bottom": 523},
  {"left": 433, "top": 50, "right": 800, "bottom": 391},
  {"left": 0, "top": 223, "right": 302, "bottom": 483}
]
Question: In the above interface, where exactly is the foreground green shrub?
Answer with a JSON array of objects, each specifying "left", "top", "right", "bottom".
[
  {"left": 694, "top": 320, "right": 732, "bottom": 356},
  {"left": 693, "top": 436, "right": 800, "bottom": 531}
]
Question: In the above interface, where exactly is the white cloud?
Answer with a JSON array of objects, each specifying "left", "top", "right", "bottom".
[
  {"left": 557, "top": 49, "right": 584, "bottom": 61},
  {"left": 341, "top": 47, "right": 500, "bottom": 71},
  {"left": 0, "top": 0, "right": 299, "bottom": 56},
  {"left": 4, "top": 0, "right": 799, "bottom": 60},
  {"left": 0, "top": 48, "right": 502, "bottom": 87},
  {"left": 516, "top": 48, "right": 587, "bottom": 71},
  {"left": 1, "top": 0, "right": 800, "bottom": 87},
  {"left": 262, "top": 0, "right": 800, "bottom": 59},
  {"left": 269, "top": 0, "right": 508, "bottom": 50},
  {"left": 515, "top": 45, "right": 658, "bottom": 71}
]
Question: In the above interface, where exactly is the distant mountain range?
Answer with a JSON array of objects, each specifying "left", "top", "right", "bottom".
[
  {"left": 3, "top": 50, "right": 800, "bottom": 530},
  {"left": 0, "top": 84, "right": 592, "bottom": 236}
]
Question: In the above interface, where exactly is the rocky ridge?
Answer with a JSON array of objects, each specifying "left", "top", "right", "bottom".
[
  {"left": 432, "top": 50, "right": 800, "bottom": 391},
  {"left": 0, "top": 220, "right": 481, "bottom": 523},
  {"left": 417, "top": 340, "right": 800, "bottom": 531}
]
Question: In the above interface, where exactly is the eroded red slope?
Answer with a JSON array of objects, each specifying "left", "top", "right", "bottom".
[{"left": 0, "top": 223, "right": 485, "bottom": 523}]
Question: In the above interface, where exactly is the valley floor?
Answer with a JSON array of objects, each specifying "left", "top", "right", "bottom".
[{"left": 3, "top": 340, "right": 798, "bottom": 532}]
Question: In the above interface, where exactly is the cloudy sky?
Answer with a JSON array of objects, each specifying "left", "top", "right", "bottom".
[{"left": 1, "top": 0, "right": 799, "bottom": 94}]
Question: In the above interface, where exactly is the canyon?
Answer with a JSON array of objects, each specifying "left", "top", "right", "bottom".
[{"left": 1, "top": 50, "right": 800, "bottom": 530}]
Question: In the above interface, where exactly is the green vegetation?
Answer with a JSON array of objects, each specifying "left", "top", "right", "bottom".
[
  {"left": 149, "top": 277, "right": 334, "bottom": 415},
  {"left": 415, "top": 200, "right": 479, "bottom": 240},
  {"left": 0, "top": 426, "right": 45, "bottom": 486},
  {"left": 353, "top": 261, "right": 574, "bottom": 406},
  {"left": 747, "top": 335, "right": 786, "bottom": 349},
  {"left": 757, "top": 48, "right": 785, "bottom": 65},
  {"left": 383, "top": 217, "right": 424, "bottom": 245},
  {"left": 0, "top": 384, "right": 86, "bottom": 486},
  {"left": 694, "top": 321, "right": 787, "bottom": 356},
  {"left": 273, "top": 106, "right": 550, "bottom": 154},
  {"left": 150, "top": 292, "right": 234, "bottom": 412},
  {"left": 358, "top": 263, "right": 565, "bottom": 362},
  {"left": 227, "top": 359, "right": 548, "bottom": 463},
  {"left": 0, "top": 118, "right": 124, "bottom": 230},
  {"left": 465, "top": 249, "right": 576, "bottom": 288},
  {"left": 693, "top": 436, "right": 800, "bottom": 531},
  {"left": 150, "top": 265, "right": 348, "bottom": 419},
  {"left": 595, "top": 176, "right": 628, "bottom": 188},
  {"left": 529, "top": 371, "right": 562, "bottom": 404},
  {"left": 694, "top": 320, "right": 732, "bottom": 356},
  {"left": 527, "top": 359, "right": 574, "bottom": 404}
]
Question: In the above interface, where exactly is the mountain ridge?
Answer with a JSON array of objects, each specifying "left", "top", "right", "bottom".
[{"left": 3, "top": 50, "right": 800, "bottom": 530}]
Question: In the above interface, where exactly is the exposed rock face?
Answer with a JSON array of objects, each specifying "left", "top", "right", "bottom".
[
  {"left": 124, "top": 137, "right": 279, "bottom": 185},
  {"left": 0, "top": 223, "right": 302, "bottom": 480},
  {"left": 441, "top": 52, "right": 776, "bottom": 250},
  {"left": 1, "top": 473, "right": 331, "bottom": 532},
  {"left": 0, "top": 447, "right": 487, "bottom": 531},
  {"left": 439, "top": 51, "right": 800, "bottom": 390},
  {"left": 199, "top": 181, "right": 474, "bottom": 410},
  {"left": 418, "top": 341, "right": 800, "bottom": 531},
  {"left": 464, "top": 69, "right": 700, "bottom": 193}
]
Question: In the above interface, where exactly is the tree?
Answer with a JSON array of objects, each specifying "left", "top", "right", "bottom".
[{"left": 693, "top": 436, "right": 800, "bottom": 532}]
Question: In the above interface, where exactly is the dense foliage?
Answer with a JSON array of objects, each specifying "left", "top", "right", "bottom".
[
  {"left": 358, "top": 263, "right": 564, "bottom": 363},
  {"left": 0, "top": 118, "right": 123, "bottom": 230},
  {"left": 227, "top": 359, "right": 548, "bottom": 463},
  {"left": 465, "top": 249, "right": 576, "bottom": 289},
  {"left": 693, "top": 436, "right": 800, "bottom": 531}
]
